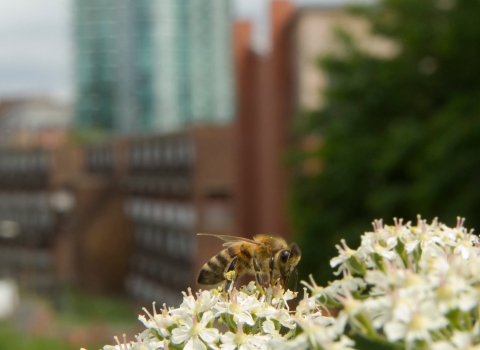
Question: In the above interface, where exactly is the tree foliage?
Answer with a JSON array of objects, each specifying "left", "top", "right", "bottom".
[{"left": 290, "top": 0, "right": 480, "bottom": 284}]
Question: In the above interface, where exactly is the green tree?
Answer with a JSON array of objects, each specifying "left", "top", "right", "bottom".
[{"left": 291, "top": 0, "right": 480, "bottom": 284}]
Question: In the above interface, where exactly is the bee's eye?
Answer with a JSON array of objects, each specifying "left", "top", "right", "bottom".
[{"left": 280, "top": 250, "right": 290, "bottom": 263}]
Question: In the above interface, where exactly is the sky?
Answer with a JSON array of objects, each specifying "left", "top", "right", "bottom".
[
  {"left": 0, "top": 0, "right": 343, "bottom": 102},
  {"left": 0, "top": 0, "right": 72, "bottom": 101}
]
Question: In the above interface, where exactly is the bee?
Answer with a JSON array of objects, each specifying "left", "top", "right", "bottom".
[{"left": 197, "top": 233, "right": 301, "bottom": 292}]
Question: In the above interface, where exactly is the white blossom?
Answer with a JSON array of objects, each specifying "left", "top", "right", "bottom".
[
  {"left": 215, "top": 291, "right": 262, "bottom": 326},
  {"left": 220, "top": 323, "right": 269, "bottom": 350},
  {"left": 95, "top": 216, "right": 480, "bottom": 350},
  {"left": 171, "top": 311, "right": 219, "bottom": 350}
]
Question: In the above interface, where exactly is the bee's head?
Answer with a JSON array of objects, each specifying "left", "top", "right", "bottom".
[{"left": 276, "top": 242, "right": 301, "bottom": 289}]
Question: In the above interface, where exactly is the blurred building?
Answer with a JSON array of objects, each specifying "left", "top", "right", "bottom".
[
  {"left": 67, "top": 128, "right": 234, "bottom": 305},
  {"left": 0, "top": 147, "right": 81, "bottom": 296},
  {"left": 234, "top": 1, "right": 296, "bottom": 240},
  {"left": 234, "top": 1, "right": 392, "bottom": 240},
  {"left": 74, "top": 0, "right": 235, "bottom": 133},
  {"left": 0, "top": 97, "right": 72, "bottom": 149},
  {"left": 291, "top": 4, "right": 397, "bottom": 110},
  {"left": 122, "top": 128, "right": 235, "bottom": 305}
]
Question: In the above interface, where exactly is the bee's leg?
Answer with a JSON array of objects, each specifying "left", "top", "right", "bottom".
[
  {"left": 225, "top": 257, "right": 238, "bottom": 293},
  {"left": 252, "top": 259, "right": 263, "bottom": 286},
  {"left": 269, "top": 257, "right": 274, "bottom": 285}
]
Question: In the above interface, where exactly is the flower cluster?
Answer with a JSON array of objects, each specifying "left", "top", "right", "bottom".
[
  {"left": 101, "top": 282, "right": 351, "bottom": 350},
  {"left": 97, "top": 216, "right": 480, "bottom": 350},
  {"left": 303, "top": 216, "right": 480, "bottom": 350}
]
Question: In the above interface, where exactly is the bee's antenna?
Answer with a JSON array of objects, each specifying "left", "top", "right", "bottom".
[{"left": 293, "top": 268, "right": 299, "bottom": 292}]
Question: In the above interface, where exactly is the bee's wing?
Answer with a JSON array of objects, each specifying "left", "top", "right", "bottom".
[{"left": 197, "top": 233, "right": 267, "bottom": 247}]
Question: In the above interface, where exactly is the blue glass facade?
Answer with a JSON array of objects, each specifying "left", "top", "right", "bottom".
[
  {"left": 74, "top": 0, "right": 119, "bottom": 129},
  {"left": 74, "top": 0, "right": 234, "bottom": 133}
]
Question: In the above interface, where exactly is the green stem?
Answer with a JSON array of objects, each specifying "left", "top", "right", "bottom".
[
  {"left": 251, "top": 317, "right": 262, "bottom": 334},
  {"left": 464, "top": 311, "right": 473, "bottom": 331}
]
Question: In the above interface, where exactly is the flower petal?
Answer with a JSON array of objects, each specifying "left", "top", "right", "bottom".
[
  {"left": 384, "top": 321, "right": 406, "bottom": 342},
  {"left": 171, "top": 327, "right": 191, "bottom": 344},
  {"left": 184, "top": 337, "right": 206, "bottom": 350},
  {"left": 200, "top": 328, "right": 220, "bottom": 344},
  {"left": 200, "top": 311, "right": 214, "bottom": 327}
]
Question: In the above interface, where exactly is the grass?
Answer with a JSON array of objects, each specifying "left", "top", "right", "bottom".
[
  {"left": 0, "top": 288, "right": 141, "bottom": 350},
  {"left": 0, "top": 322, "right": 78, "bottom": 350},
  {"left": 58, "top": 288, "right": 138, "bottom": 325}
]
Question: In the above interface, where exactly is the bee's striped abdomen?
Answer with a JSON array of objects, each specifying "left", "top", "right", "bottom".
[{"left": 197, "top": 250, "right": 231, "bottom": 285}]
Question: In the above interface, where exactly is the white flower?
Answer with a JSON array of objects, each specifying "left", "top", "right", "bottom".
[
  {"left": 272, "top": 313, "right": 351, "bottom": 350},
  {"left": 365, "top": 238, "right": 397, "bottom": 261},
  {"left": 337, "top": 271, "right": 366, "bottom": 292},
  {"left": 171, "top": 288, "right": 222, "bottom": 318},
  {"left": 302, "top": 275, "right": 340, "bottom": 309},
  {"left": 215, "top": 291, "right": 262, "bottom": 326},
  {"left": 272, "top": 309, "right": 297, "bottom": 330},
  {"left": 240, "top": 281, "right": 259, "bottom": 295},
  {"left": 404, "top": 222, "right": 444, "bottom": 253},
  {"left": 361, "top": 295, "right": 392, "bottom": 329},
  {"left": 281, "top": 315, "right": 327, "bottom": 350},
  {"left": 220, "top": 323, "right": 269, "bottom": 350},
  {"left": 262, "top": 320, "right": 281, "bottom": 337},
  {"left": 295, "top": 289, "right": 318, "bottom": 316},
  {"left": 365, "top": 270, "right": 390, "bottom": 294},
  {"left": 254, "top": 305, "right": 296, "bottom": 329},
  {"left": 432, "top": 331, "right": 480, "bottom": 350},
  {"left": 323, "top": 335, "right": 356, "bottom": 350},
  {"left": 453, "top": 230, "right": 479, "bottom": 259},
  {"left": 171, "top": 311, "right": 219, "bottom": 350},
  {"left": 103, "top": 344, "right": 137, "bottom": 350},
  {"left": 139, "top": 302, "right": 174, "bottom": 338},
  {"left": 103, "top": 335, "right": 158, "bottom": 350},
  {"left": 435, "top": 273, "right": 478, "bottom": 313},
  {"left": 330, "top": 239, "right": 359, "bottom": 275},
  {"left": 268, "top": 284, "right": 297, "bottom": 310},
  {"left": 418, "top": 244, "right": 450, "bottom": 278},
  {"left": 384, "top": 300, "right": 448, "bottom": 346}
]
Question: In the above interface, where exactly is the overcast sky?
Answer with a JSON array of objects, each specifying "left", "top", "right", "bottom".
[
  {"left": 0, "top": 0, "right": 72, "bottom": 101},
  {"left": 0, "top": 0, "right": 343, "bottom": 102}
]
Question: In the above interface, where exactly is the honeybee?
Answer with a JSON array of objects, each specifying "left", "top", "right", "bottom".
[{"left": 197, "top": 233, "right": 301, "bottom": 291}]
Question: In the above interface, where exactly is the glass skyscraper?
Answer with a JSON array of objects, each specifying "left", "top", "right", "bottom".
[{"left": 74, "top": 0, "right": 235, "bottom": 133}]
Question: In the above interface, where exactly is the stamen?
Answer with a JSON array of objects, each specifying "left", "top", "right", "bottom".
[
  {"left": 420, "top": 219, "right": 427, "bottom": 233},
  {"left": 152, "top": 301, "right": 157, "bottom": 316},
  {"left": 300, "top": 280, "right": 313, "bottom": 289},
  {"left": 237, "top": 322, "right": 244, "bottom": 336},
  {"left": 457, "top": 216, "right": 465, "bottom": 228},
  {"left": 142, "top": 307, "right": 154, "bottom": 320},
  {"left": 394, "top": 217, "right": 403, "bottom": 230},
  {"left": 302, "top": 288, "right": 310, "bottom": 315},
  {"left": 135, "top": 335, "right": 143, "bottom": 345},
  {"left": 308, "top": 274, "right": 317, "bottom": 288},
  {"left": 161, "top": 303, "right": 168, "bottom": 316}
]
